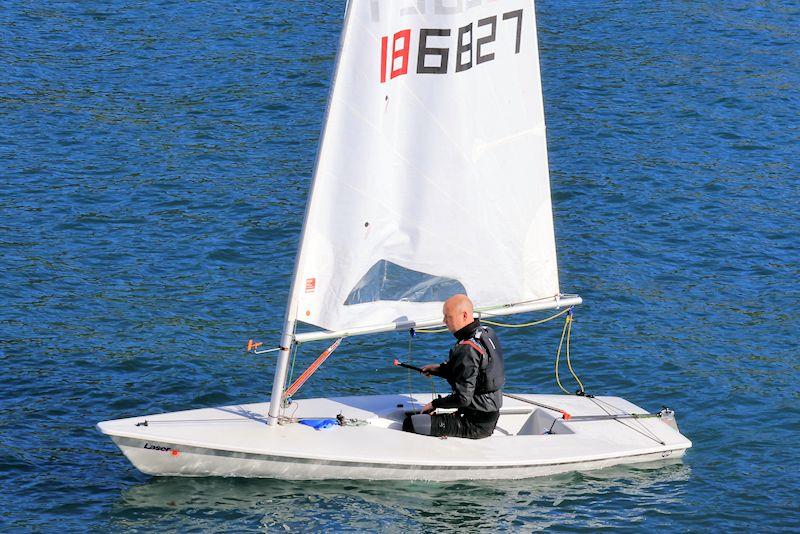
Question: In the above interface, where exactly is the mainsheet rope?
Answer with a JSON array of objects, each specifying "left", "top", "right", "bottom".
[
  {"left": 276, "top": 307, "right": 669, "bottom": 445},
  {"left": 279, "top": 307, "right": 584, "bottom": 409},
  {"left": 414, "top": 306, "right": 571, "bottom": 334},
  {"left": 554, "top": 309, "right": 585, "bottom": 395},
  {"left": 407, "top": 309, "right": 666, "bottom": 444},
  {"left": 586, "top": 395, "right": 666, "bottom": 445},
  {"left": 411, "top": 307, "right": 587, "bottom": 398}
]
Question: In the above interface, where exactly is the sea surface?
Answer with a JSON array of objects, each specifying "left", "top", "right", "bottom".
[{"left": 2, "top": 0, "right": 799, "bottom": 531}]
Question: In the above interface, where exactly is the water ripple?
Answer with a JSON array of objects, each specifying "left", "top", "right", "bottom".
[{"left": 2, "top": 0, "right": 799, "bottom": 531}]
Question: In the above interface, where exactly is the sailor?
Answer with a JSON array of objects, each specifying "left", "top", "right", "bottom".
[{"left": 403, "top": 294, "right": 505, "bottom": 439}]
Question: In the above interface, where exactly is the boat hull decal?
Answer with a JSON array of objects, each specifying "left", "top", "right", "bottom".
[{"left": 113, "top": 436, "right": 685, "bottom": 472}]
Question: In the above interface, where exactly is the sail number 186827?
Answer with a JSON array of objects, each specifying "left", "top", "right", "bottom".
[{"left": 379, "top": 9, "right": 524, "bottom": 83}]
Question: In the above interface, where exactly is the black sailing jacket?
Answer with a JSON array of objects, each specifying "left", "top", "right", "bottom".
[{"left": 430, "top": 320, "right": 504, "bottom": 413}]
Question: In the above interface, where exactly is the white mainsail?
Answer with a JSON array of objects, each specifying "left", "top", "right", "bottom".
[{"left": 289, "top": 0, "right": 560, "bottom": 333}]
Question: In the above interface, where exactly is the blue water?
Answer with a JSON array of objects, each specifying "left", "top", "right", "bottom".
[{"left": 2, "top": 0, "right": 798, "bottom": 530}]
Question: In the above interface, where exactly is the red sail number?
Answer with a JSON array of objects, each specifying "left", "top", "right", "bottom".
[{"left": 380, "top": 29, "right": 411, "bottom": 83}]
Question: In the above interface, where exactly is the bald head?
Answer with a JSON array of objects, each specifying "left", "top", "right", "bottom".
[{"left": 443, "top": 294, "right": 474, "bottom": 333}]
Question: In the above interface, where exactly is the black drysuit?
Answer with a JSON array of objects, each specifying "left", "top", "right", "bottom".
[{"left": 410, "top": 319, "right": 505, "bottom": 439}]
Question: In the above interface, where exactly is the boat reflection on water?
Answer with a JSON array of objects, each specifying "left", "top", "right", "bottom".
[{"left": 110, "top": 460, "right": 690, "bottom": 530}]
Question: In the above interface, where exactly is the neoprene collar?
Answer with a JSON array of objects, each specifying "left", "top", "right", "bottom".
[{"left": 453, "top": 319, "right": 481, "bottom": 341}]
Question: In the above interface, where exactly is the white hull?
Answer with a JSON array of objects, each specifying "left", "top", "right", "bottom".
[{"left": 98, "top": 394, "right": 691, "bottom": 481}]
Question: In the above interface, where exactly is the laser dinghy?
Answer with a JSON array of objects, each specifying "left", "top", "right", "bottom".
[{"left": 99, "top": 0, "right": 691, "bottom": 480}]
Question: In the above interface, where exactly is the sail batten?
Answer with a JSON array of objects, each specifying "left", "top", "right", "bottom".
[{"left": 290, "top": 0, "right": 561, "bottom": 332}]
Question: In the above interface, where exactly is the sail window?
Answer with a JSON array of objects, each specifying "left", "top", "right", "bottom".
[{"left": 344, "top": 260, "right": 466, "bottom": 305}]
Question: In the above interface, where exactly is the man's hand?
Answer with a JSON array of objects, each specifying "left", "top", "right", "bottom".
[
  {"left": 421, "top": 364, "right": 440, "bottom": 377},
  {"left": 421, "top": 402, "right": 435, "bottom": 414}
]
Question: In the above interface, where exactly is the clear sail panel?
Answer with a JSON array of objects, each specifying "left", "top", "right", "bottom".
[{"left": 344, "top": 260, "right": 467, "bottom": 306}]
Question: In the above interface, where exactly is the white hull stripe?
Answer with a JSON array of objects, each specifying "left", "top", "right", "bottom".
[{"left": 114, "top": 436, "right": 684, "bottom": 471}]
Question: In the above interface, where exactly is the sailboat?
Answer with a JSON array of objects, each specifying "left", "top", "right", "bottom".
[{"left": 98, "top": 0, "right": 691, "bottom": 480}]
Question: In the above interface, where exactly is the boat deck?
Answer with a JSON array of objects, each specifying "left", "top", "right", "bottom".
[{"left": 98, "top": 393, "right": 691, "bottom": 480}]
